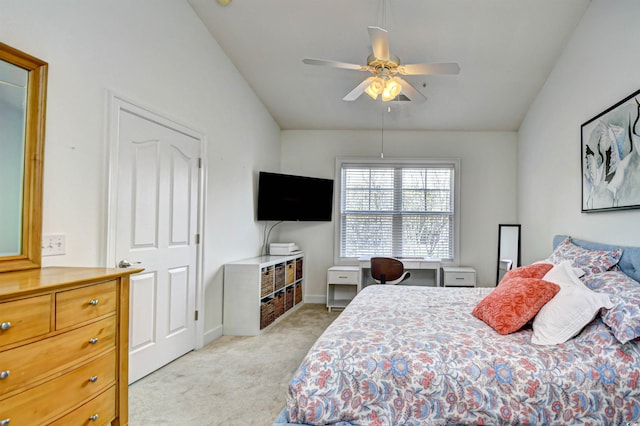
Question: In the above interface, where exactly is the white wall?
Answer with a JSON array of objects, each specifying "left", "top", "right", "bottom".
[
  {"left": 0, "top": 0, "right": 281, "bottom": 342},
  {"left": 280, "top": 129, "right": 517, "bottom": 299},
  {"left": 518, "top": 0, "right": 640, "bottom": 263}
]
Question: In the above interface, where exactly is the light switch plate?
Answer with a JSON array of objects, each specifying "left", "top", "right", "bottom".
[{"left": 42, "top": 234, "right": 66, "bottom": 256}]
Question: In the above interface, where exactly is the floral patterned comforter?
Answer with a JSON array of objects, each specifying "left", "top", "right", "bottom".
[{"left": 285, "top": 285, "right": 640, "bottom": 425}]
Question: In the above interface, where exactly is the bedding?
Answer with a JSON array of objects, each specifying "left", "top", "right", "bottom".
[{"left": 278, "top": 236, "right": 640, "bottom": 425}]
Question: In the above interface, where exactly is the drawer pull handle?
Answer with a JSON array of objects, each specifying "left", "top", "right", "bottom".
[
  {"left": 456, "top": 277, "right": 464, "bottom": 280},
  {"left": 89, "top": 414, "right": 99, "bottom": 421},
  {"left": 88, "top": 375, "right": 98, "bottom": 383},
  {"left": 89, "top": 299, "right": 99, "bottom": 306},
  {"left": 0, "top": 370, "right": 9, "bottom": 379},
  {"left": 338, "top": 276, "right": 348, "bottom": 279},
  {"left": 0, "top": 419, "right": 10, "bottom": 426},
  {"left": 0, "top": 322, "right": 11, "bottom": 331},
  {"left": 88, "top": 337, "right": 99, "bottom": 344}
]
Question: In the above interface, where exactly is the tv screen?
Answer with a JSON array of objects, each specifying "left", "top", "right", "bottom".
[{"left": 257, "top": 172, "right": 334, "bottom": 221}]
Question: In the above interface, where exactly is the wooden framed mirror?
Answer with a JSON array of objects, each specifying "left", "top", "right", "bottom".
[
  {"left": 0, "top": 43, "right": 47, "bottom": 272},
  {"left": 496, "top": 224, "right": 521, "bottom": 285}
]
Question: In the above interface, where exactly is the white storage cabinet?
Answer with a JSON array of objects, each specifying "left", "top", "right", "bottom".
[
  {"left": 326, "top": 266, "right": 359, "bottom": 311},
  {"left": 442, "top": 266, "right": 477, "bottom": 287},
  {"left": 224, "top": 253, "right": 304, "bottom": 335}
]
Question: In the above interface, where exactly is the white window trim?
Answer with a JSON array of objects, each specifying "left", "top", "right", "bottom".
[{"left": 333, "top": 156, "right": 461, "bottom": 266}]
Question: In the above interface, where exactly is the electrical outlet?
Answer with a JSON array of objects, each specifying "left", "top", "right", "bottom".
[{"left": 42, "top": 234, "right": 66, "bottom": 256}]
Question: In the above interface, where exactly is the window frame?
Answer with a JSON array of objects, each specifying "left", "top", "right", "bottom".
[{"left": 333, "top": 156, "right": 461, "bottom": 265}]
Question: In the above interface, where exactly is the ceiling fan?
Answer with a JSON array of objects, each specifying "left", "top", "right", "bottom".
[{"left": 303, "top": 26, "right": 460, "bottom": 103}]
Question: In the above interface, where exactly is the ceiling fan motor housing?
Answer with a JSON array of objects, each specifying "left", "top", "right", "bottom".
[{"left": 367, "top": 54, "right": 400, "bottom": 77}]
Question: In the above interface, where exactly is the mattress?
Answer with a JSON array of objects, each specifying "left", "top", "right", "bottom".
[{"left": 282, "top": 280, "right": 640, "bottom": 425}]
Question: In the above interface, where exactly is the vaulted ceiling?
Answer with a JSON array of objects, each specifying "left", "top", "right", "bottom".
[{"left": 188, "top": 0, "right": 590, "bottom": 131}]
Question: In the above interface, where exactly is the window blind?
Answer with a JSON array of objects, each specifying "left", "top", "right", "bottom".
[{"left": 339, "top": 162, "right": 455, "bottom": 261}]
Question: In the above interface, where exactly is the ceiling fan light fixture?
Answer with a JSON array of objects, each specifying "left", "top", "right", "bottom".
[
  {"left": 365, "top": 88, "right": 378, "bottom": 100},
  {"left": 381, "top": 77, "right": 402, "bottom": 101},
  {"left": 365, "top": 77, "right": 384, "bottom": 100}
]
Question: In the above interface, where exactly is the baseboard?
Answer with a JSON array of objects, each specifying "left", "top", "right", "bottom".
[
  {"left": 202, "top": 324, "right": 223, "bottom": 347},
  {"left": 304, "top": 293, "right": 326, "bottom": 304}
]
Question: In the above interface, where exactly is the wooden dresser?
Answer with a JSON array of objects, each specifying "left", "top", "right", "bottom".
[{"left": 0, "top": 267, "right": 142, "bottom": 426}]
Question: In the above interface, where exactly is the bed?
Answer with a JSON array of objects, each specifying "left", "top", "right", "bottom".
[{"left": 275, "top": 236, "right": 640, "bottom": 425}]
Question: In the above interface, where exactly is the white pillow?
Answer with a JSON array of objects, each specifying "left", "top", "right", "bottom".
[
  {"left": 532, "top": 260, "right": 584, "bottom": 278},
  {"left": 531, "top": 261, "right": 613, "bottom": 345},
  {"left": 572, "top": 267, "right": 586, "bottom": 278}
]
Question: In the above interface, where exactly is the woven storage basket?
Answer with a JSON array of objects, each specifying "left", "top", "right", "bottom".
[
  {"left": 260, "top": 266, "right": 274, "bottom": 297},
  {"left": 285, "top": 286, "right": 294, "bottom": 311},
  {"left": 274, "top": 263, "right": 285, "bottom": 291},
  {"left": 274, "top": 290, "right": 285, "bottom": 318},
  {"left": 294, "top": 282, "right": 302, "bottom": 305},
  {"left": 295, "top": 258, "right": 303, "bottom": 280},
  {"left": 285, "top": 260, "right": 295, "bottom": 285},
  {"left": 260, "top": 298, "right": 275, "bottom": 329}
]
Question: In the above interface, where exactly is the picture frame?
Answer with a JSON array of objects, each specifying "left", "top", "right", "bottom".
[{"left": 581, "top": 88, "right": 640, "bottom": 212}]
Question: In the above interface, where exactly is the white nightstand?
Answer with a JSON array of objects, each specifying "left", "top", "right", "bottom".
[
  {"left": 442, "top": 266, "right": 477, "bottom": 287},
  {"left": 327, "top": 266, "right": 359, "bottom": 311}
]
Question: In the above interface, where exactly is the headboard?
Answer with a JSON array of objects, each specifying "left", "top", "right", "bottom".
[{"left": 553, "top": 235, "right": 640, "bottom": 283}]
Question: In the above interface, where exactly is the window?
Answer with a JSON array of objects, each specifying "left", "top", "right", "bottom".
[{"left": 335, "top": 158, "right": 459, "bottom": 263}]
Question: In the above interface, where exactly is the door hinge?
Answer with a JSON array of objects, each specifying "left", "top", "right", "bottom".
[
  {"left": 195, "top": 310, "right": 199, "bottom": 321},
  {"left": 195, "top": 233, "right": 200, "bottom": 244}
]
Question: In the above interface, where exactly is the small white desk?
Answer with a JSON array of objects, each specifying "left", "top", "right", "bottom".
[{"left": 358, "top": 257, "right": 441, "bottom": 289}]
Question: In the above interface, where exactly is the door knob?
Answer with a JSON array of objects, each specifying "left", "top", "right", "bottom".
[{"left": 118, "top": 259, "right": 141, "bottom": 268}]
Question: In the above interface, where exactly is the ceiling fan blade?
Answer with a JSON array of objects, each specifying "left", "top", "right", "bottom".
[
  {"left": 399, "top": 62, "right": 460, "bottom": 75},
  {"left": 303, "top": 58, "right": 365, "bottom": 71},
  {"left": 368, "top": 26, "right": 390, "bottom": 61},
  {"left": 343, "top": 77, "right": 374, "bottom": 101},
  {"left": 396, "top": 77, "right": 427, "bottom": 103}
]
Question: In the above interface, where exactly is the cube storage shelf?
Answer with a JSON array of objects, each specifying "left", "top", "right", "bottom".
[{"left": 224, "top": 253, "right": 304, "bottom": 335}]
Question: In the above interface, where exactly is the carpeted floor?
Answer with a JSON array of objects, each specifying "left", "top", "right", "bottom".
[{"left": 129, "top": 303, "right": 340, "bottom": 425}]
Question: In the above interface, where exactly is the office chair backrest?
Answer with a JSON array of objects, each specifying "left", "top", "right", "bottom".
[{"left": 371, "top": 257, "right": 405, "bottom": 283}]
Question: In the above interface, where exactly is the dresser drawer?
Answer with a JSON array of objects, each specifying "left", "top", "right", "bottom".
[
  {"left": 0, "top": 316, "right": 116, "bottom": 395},
  {"left": 444, "top": 272, "right": 475, "bottom": 286},
  {"left": 443, "top": 270, "right": 476, "bottom": 287},
  {"left": 56, "top": 281, "right": 117, "bottom": 329},
  {"left": 0, "top": 295, "right": 51, "bottom": 348},
  {"left": 48, "top": 386, "right": 116, "bottom": 426},
  {"left": 0, "top": 350, "right": 116, "bottom": 425},
  {"left": 327, "top": 268, "right": 358, "bottom": 284}
]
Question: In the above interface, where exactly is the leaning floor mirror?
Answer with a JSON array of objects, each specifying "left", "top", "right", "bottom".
[{"left": 496, "top": 224, "right": 521, "bottom": 285}]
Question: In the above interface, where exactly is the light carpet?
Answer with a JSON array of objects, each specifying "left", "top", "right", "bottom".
[{"left": 129, "top": 304, "right": 340, "bottom": 425}]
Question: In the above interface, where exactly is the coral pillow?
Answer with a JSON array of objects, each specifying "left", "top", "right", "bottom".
[
  {"left": 472, "top": 277, "right": 560, "bottom": 335},
  {"left": 501, "top": 263, "right": 553, "bottom": 282}
]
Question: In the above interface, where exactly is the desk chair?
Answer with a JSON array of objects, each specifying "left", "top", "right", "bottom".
[{"left": 371, "top": 257, "right": 411, "bottom": 285}]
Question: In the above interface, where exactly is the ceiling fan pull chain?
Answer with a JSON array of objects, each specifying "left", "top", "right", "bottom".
[{"left": 380, "top": 105, "right": 385, "bottom": 158}]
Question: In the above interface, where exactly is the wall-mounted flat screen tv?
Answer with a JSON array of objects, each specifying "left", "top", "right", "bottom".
[{"left": 257, "top": 171, "right": 334, "bottom": 221}]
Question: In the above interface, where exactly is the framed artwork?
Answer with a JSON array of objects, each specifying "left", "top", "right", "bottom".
[{"left": 581, "top": 88, "right": 640, "bottom": 212}]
